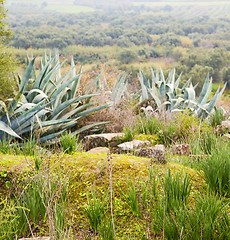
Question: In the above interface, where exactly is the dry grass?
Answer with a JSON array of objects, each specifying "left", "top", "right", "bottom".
[{"left": 80, "top": 93, "right": 136, "bottom": 133}]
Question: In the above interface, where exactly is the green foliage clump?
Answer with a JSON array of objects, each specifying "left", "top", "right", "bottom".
[
  {"left": 60, "top": 131, "right": 81, "bottom": 154},
  {"left": 134, "top": 134, "right": 160, "bottom": 146},
  {"left": 84, "top": 189, "right": 108, "bottom": 232},
  {"left": 201, "top": 141, "right": 230, "bottom": 196},
  {"left": 162, "top": 169, "right": 192, "bottom": 211},
  {"left": 0, "top": 197, "right": 18, "bottom": 240}
]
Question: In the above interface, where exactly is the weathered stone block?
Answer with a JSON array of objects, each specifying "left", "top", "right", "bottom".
[
  {"left": 172, "top": 144, "right": 191, "bottom": 156},
  {"left": 117, "top": 140, "right": 151, "bottom": 153},
  {"left": 84, "top": 133, "right": 124, "bottom": 151}
]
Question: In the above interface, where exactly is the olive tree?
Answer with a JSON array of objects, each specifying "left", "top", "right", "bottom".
[{"left": 0, "top": 0, "right": 16, "bottom": 100}]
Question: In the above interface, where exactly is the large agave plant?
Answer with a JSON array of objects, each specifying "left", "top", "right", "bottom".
[
  {"left": 0, "top": 51, "right": 108, "bottom": 142},
  {"left": 138, "top": 67, "right": 226, "bottom": 119}
]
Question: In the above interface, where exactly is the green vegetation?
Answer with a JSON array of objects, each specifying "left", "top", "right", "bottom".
[
  {"left": 0, "top": 0, "right": 16, "bottom": 100},
  {"left": 0, "top": 0, "right": 230, "bottom": 239}
]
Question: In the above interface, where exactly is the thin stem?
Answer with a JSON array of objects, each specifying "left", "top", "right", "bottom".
[{"left": 108, "top": 150, "right": 116, "bottom": 240}]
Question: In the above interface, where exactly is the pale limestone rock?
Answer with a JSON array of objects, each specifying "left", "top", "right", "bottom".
[
  {"left": 221, "top": 121, "right": 230, "bottom": 132},
  {"left": 87, "top": 147, "right": 110, "bottom": 154},
  {"left": 117, "top": 140, "right": 151, "bottom": 152},
  {"left": 223, "top": 133, "right": 230, "bottom": 140}
]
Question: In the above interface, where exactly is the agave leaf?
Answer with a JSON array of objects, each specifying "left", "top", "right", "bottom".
[
  {"left": 159, "top": 81, "right": 166, "bottom": 100},
  {"left": 206, "top": 83, "right": 226, "bottom": 116},
  {"left": 0, "top": 101, "right": 10, "bottom": 125},
  {"left": 139, "top": 73, "right": 149, "bottom": 100},
  {"left": 159, "top": 68, "right": 165, "bottom": 83},
  {"left": 69, "top": 57, "right": 76, "bottom": 79},
  {"left": 216, "top": 82, "right": 227, "bottom": 102},
  {"left": 71, "top": 121, "right": 110, "bottom": 136},
  {"left": 47, "top": 69, "right": 70, "bottom": 96},
  {"left": 50, "top": 94, "right": 98, "bottom": 119},
  {"left": 184, "top": 85, "right": 196, "bottom": 100},
  {"left": 171, "top": 97, "right": 184, "bottom": 110},
  {"left": 141, "top": 71, "right": 150, "bottom": 88},
  {"left": 32, "top": 93, "right": 49, "bottom": 104},
  {"left": 111, "top": 74, "right": 127, "bottom": 103},
  {"left": 155, "top": 66, "right": 160, "bottom": 83},
  {"left": 76, "top": 105, "right": 108, "bottom": 118},
  {"left": 70, "top": 67, "right": 81, "bottom": 99},
  {"left": 150, "top": 67, "right": 155, "bottom": 86},
  {"left": 63, "top": 103, "right": 96, "bottom": 120},
  {"left": 51, "top": 74, "right": 81, "bottom": 100},
  {"left": 40, "top": 60, "right": 66, "bottom": 90},
  {"left": 132, "top": 89, "right": 142, "bottom": 102},
  {"left": 14, "top": 103, "right": 37, "bottom": 114},
  {"left": 181, "top": 78, "right": 191, "bottom": 91},
  {"left": 10, "top": 100, "right": 53, "bottom": 131},
  {"left": 41, "top": 119, "right": 72, "bottom": 127},
  {"left": 19, "top": 58, "right": 36, "bottom": 94},
  {"left": 86, "top": 72, "right": 103, "bottom": 94},
  {"left": 200, "top": 78, "right": 212, "bottom": 105},
  {"left": 175, "top": 72, "right": 182, "bottom": 88},
  {"left": 14, "top": 109, "right": 50, "bottom": 135},
  {"left": 34, "top": 57, "right": 54, "bottom": 90},
  {"left": 39, "top": 130, "right": 65, "bottom": 143},
  {"left": 148, "top": 88, "right": 161, "bottom": 108},
  {"left": 0, "top": 121, "right": 22, "bottom": 140}
]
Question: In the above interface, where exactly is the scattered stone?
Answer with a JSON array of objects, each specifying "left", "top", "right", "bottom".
[
  {"left": 216, "top": 125, "right": 223, "bottom": 134},
  {"left": 135, "top": 144, "right": 166, "bottom": 163},
  {"left": 135, "top": 147, "right": 154, "bottom": 158},
  {"left": 221, "top": 121, "right": 230, "bottom": 132},
  {"left": 172, "top": 144, "right": 191, "bottom": 156},
  {"left": 117, "top": 140, "right": 151, "bottom": 153},
  {"left": 152, "top": 145, "right": 166, "bottom": 163},
  {"left": 223, "top": 133, "right": 230, "bottom": 140},
  {"left": 84, "top": 133, "right": 124, "bottom": 151},
  {"left": 87, "top": 147, "right": 110, "bottom": 154}
]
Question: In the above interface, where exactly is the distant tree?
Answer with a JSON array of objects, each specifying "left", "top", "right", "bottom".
[
  {"left": 222, "top": 67, "right": 230, "bottom": 89},
  {"left": 117, "top": 49, "right": 138, "bottom": 64},
  {"left": 0, "top": 0, "right": 16, "bottom": 100}
]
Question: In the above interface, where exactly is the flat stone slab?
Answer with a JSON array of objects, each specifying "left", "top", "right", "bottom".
[
  {"left": 117, "top": 140, "right": 151, "bottom": 152},
  {"left": 84, "top": 133, "right": 124, "bottom": 151},
  {"left": 87, "top": 147, "right": 110, "bottom": 154}
]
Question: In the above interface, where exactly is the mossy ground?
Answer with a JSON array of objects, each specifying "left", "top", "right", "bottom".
[{"left": 0, "top": 151, "right": 214, "bottom": 239}]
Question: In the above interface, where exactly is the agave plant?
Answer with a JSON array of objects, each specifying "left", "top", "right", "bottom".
[
  {"left": 0, "top": 51, "right": 108, "bottom": 142},
  {"left": 86, "top": 72, "right": 128, "bottom": 105},
  {"left": 138, "top": 67, "right": 226, "bottom": 119}
]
